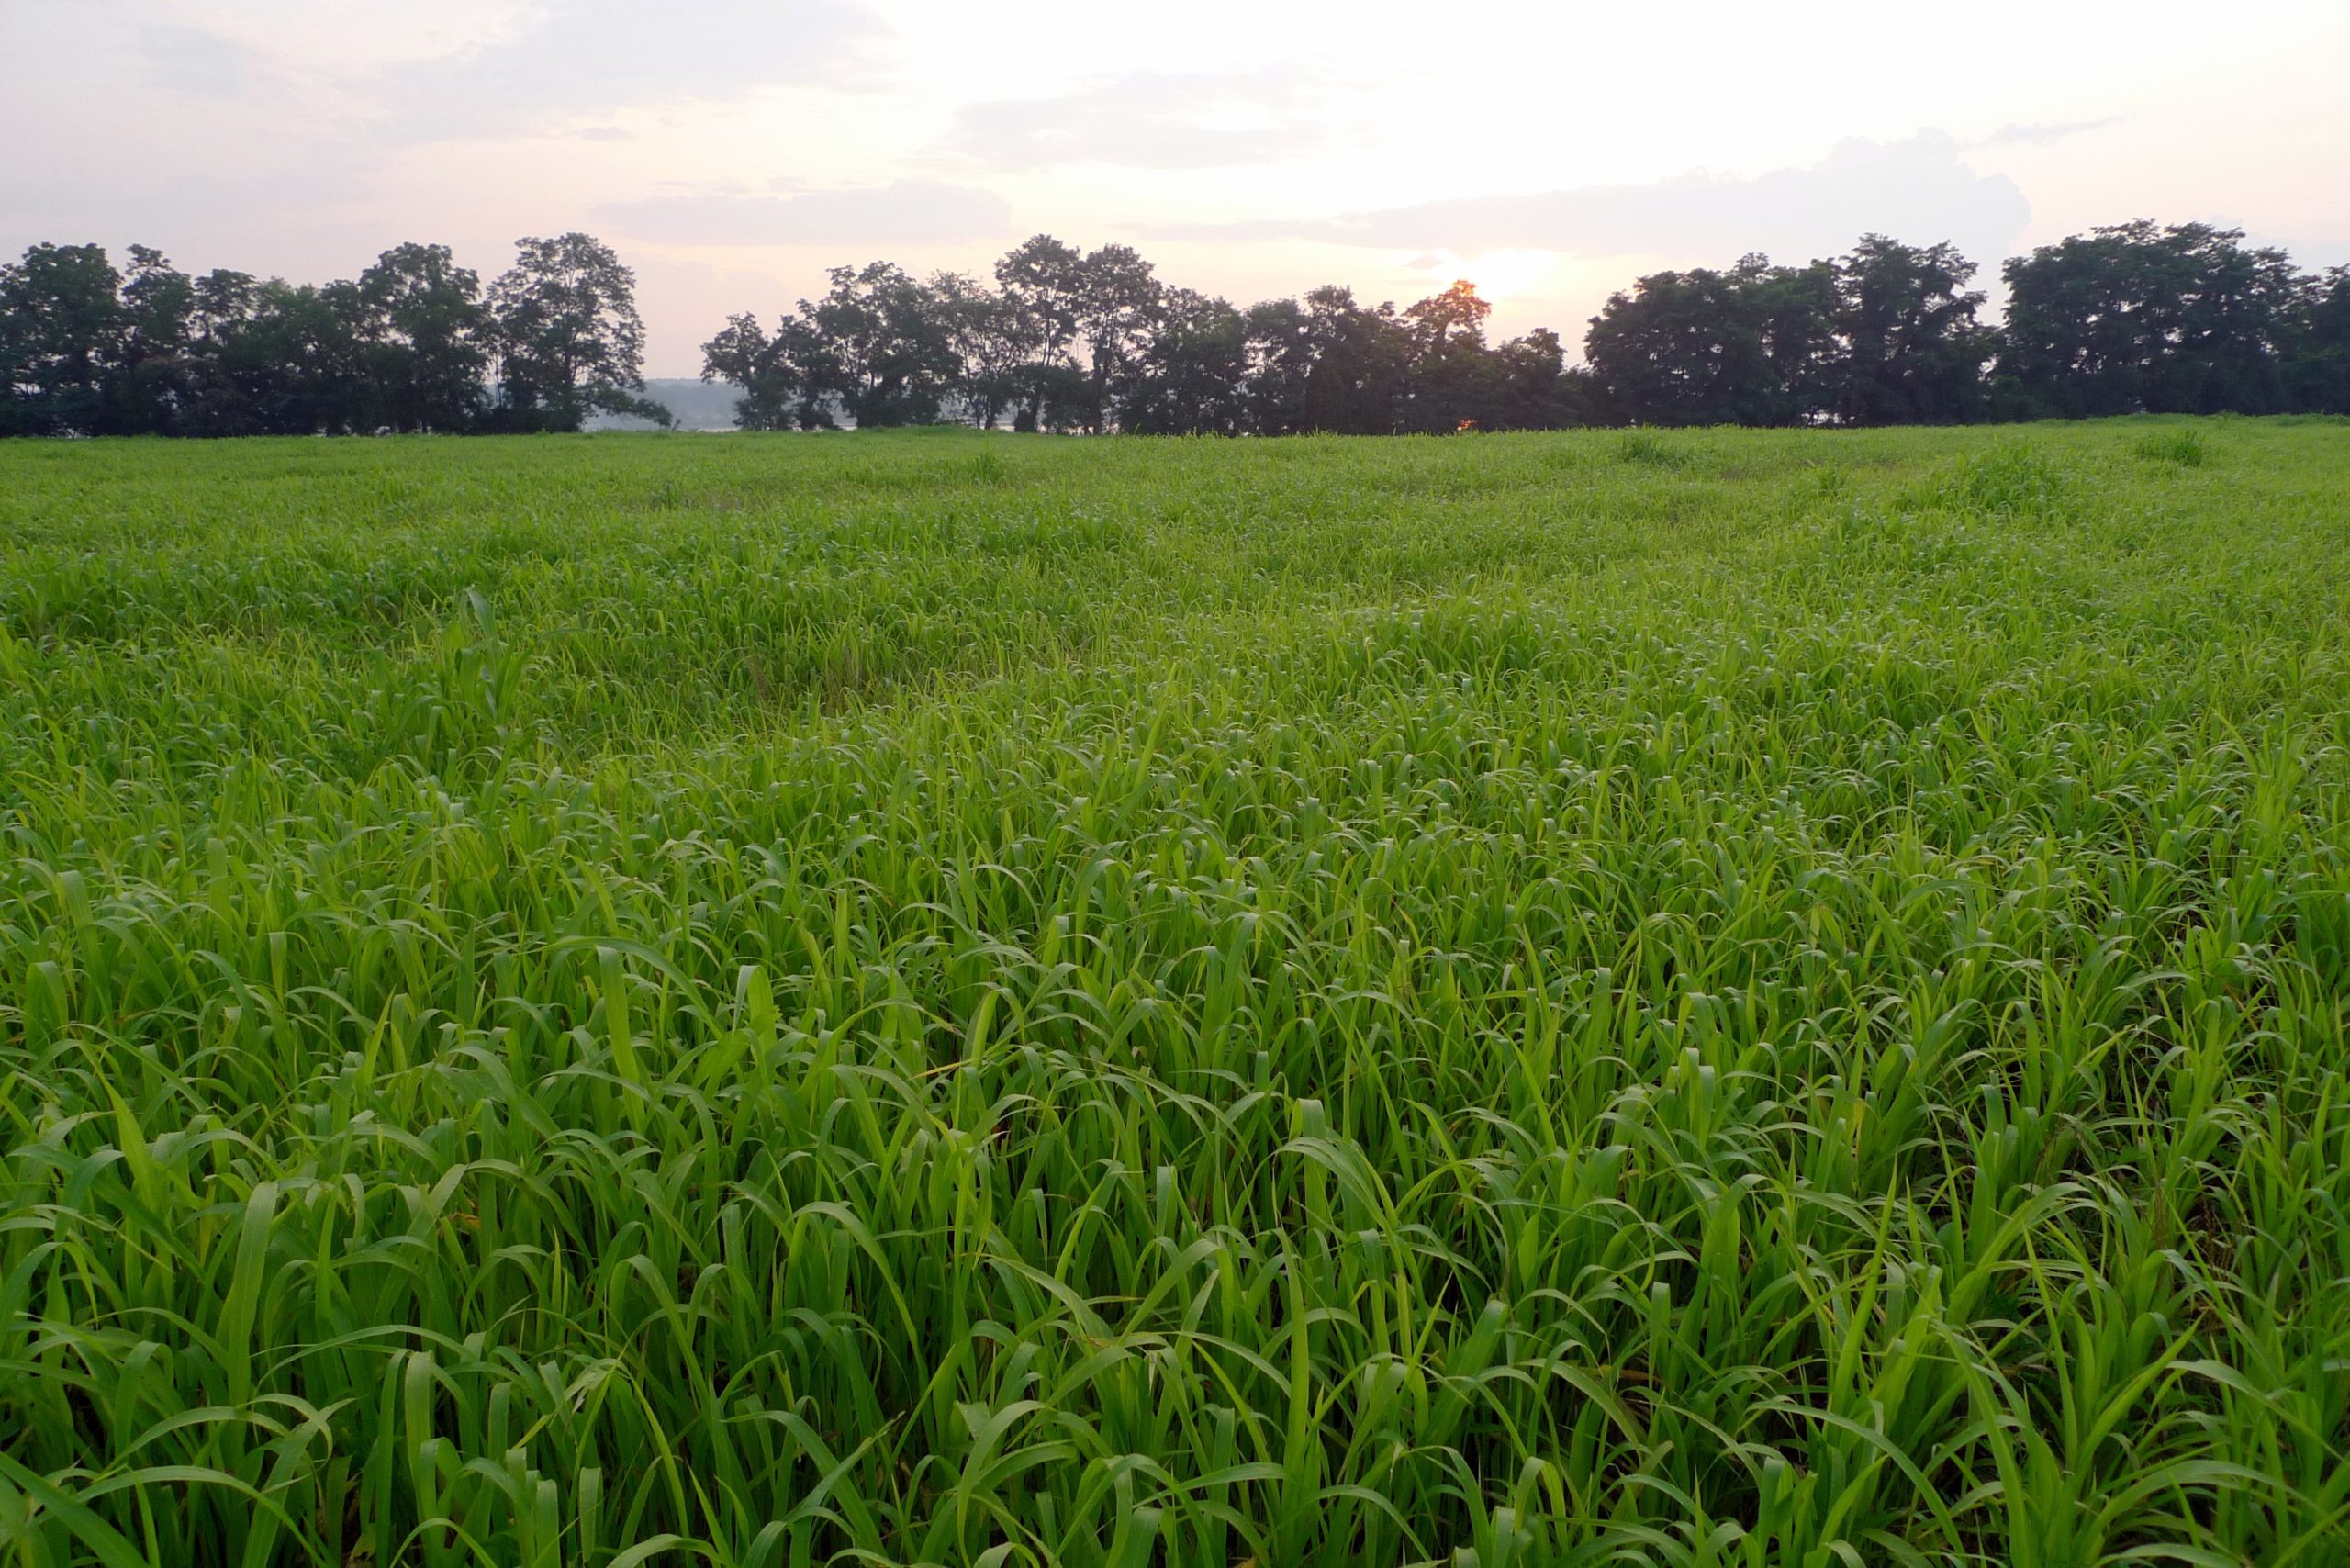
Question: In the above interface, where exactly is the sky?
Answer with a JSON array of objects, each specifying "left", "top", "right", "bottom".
[{"left": 7, "top": 0, "right": 2348, "bottom": 376}]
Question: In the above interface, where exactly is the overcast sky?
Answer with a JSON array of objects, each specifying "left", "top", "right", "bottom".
[{"left": 8, "top": 0, "right": 2347, "bottom": 375}]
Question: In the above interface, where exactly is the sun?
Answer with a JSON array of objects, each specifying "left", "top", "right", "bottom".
[{"left": 1410, "top": 248, "right": 1560, "bottom": 303}]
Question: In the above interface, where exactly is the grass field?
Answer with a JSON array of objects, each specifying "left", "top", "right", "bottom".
[{"left": 4, "top": 420, "right": 2349, "bottom": 1566}]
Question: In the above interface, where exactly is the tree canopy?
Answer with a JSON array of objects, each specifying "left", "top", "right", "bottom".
[
  {"left": 1, "top": 233, "right": 658, "bottom": 436},
  {"left": 7, "top": 220, "right": 2347, "bottom": 439}
]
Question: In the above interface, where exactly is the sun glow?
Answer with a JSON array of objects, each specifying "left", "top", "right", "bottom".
[{"left": 1412, "top": 249, "right": 1561, "bottom": 304}]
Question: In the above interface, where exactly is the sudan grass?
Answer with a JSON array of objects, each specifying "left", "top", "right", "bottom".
[{"left": 3, "top": 420, "right": 2348, "bottom": 1565}]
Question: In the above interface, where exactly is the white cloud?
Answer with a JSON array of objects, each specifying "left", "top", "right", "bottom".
[
  {"left": 1968, "top": 118, "right": 2122, "bottom": 149},
  {"left": 948, "top": 67, "right": 1340, "bottom": 170},
  {"left": 372, "top": 0, "right": 887, "bottom": 138},
  {"left": 598, "top": 182, "right": 1013, "bottom": 248},
  {"left": 1153, "top": 134, "right": 2033, "bottom": 271},
  {"left": 152, "top": 0, "right": 537, "bottom": 76}
]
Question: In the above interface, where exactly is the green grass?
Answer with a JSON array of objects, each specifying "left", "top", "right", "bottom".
[{"left": 3, "top": 418, "right": 2348, "bottom": 1566}]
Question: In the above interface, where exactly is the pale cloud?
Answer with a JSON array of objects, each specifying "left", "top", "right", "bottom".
[
  {"left": 370, "top": 0, "right": 887, "bottom": 139},
  {"left": 151, "top": 0, "right": 538, "bottom": 76},
  {"left": 132, "top": 22, "right": 273, "bottom": 97},
  {"left": 948, "top": 68, "right": 1339, "bottom": 170},
  {"left": 109, "top": 0, "right": 887, "bottom": 140},
  {"left": 599, "top": 182, "right": 1013, "bottom": 248},
  {"left": 1152, "top": 135, "right": 2033, "bottom": 271},
  {"left": 1969, "top": 118, "right": 2122, "bottom": 149}
]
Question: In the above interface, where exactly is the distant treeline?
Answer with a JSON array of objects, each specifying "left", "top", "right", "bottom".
[
  {"left": 705, "top": 226, "right": 2350, "bottom": 432},
  {"left": 0, "top": 233, "right": 666, "bottom": 437},
  {"left": 5, "top": 223, "right": 2346, "bottom": 437}
]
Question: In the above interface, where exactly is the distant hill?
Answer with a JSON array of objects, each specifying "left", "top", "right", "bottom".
[{"left": 588, "top": 378, "right": 743, "bottom": 432}]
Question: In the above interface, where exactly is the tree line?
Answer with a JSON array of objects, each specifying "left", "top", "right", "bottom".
[
  {"left": 6, "top": 222, "right": 2346, "bottom": 437},
  {"left": 703, "top": 225, "right": 2348, "bottom": 432},
  {"left": 0, "top": 233, "right": 664, "bottom": 436}
]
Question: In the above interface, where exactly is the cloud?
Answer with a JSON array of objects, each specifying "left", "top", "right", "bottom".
[
  {"left": 597, "top": 181, "right": 1014, "bottom": 247},
  {"left": 948, "top": 67, "right": 1337, "bottom": 170},
  {"left": 148, "top": 0, "right": 542, "bottom": 77},
  {"left": 388, "top": 0, "right": 887, "bottom": 136},
  {"left": 1968, "top": 118, "right": 2121, "bottom": 149},
  {"left": 1152, "top": 133, "right": 2033, "bottom": 268},
  {"left": 134, "top": 23, "right": 274, "bottom": 99},
  {"left": 126, "top": 0, "right": 886, "bottom": 143}
]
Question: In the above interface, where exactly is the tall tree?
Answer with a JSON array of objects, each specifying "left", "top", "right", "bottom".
[
  {"left": 356, "top": 242, "right": 489, "bottom": 432},
  {"left": 931, "top": 271, "right": 1023, "bottom": 428},
  {"left": 1399, "top": 279, "right": 1501, "bottom": 431},
  {"left": 1404, "top": 279, "right": 1491, "bottom": 349},
  {"left": 992, "top": 235, "right": 1089, "bottom": 431},
  {"left": 1998, "top": 222, "right": 2304, "bottom": 417},
  {"left": 702, "top": 312, "right": 834, "bottom": 431},
  {"left": 2285, "top": 266, "right": 2350, "bottom": 416},
  {"left": 1830, "top": 235, "right": 1994, "bottom": 424},
  {"left": 0, "top": 242, "right": 124, "bottom": 436},
  {"left": 1583, "top": 254, "right": 1837, "bottom": 427},
  {"left": 1241, "top": 297, "right": 1316, "bottom": 436},
  {"left": 111, "top": 245, "right": 197, "bottom": 434},
  {"left": 1298, "top": 286, "right": 1416, "bottom": 434},
  {"left": 212, "top": 279, "right": 367, "bottom": 435},
  {"left": 1124, "top": 289, "right": 1249, "bottom": 435},
  {"left": 1489, "top": 329, "right": 1589, "bottom": 431},
  {"left": 797, "top": 262, "right": 961, "bottom": 428},
  {"left": 1075, "top": 243, "right": 1162, "bottom": 432},
  {"left": 168, "top": 270, "right": 265, "bottom": 436},
  {"left": 487, "top": 232, "right": 653, "bottom": 431}
]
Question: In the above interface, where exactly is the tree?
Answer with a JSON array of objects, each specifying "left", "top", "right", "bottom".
[
  {"left": 210, "top": 279, "right": 367, "bottom": 435},
  {"left": 1583, "top": 254, "right": 1837, "bottom": 427},
  {"left": 166, "top": 269, "right": 264, "bottom": 436},
  {"left": 0, "top": 242, "right": 124, "bottom": 435},
  {"left": 1997, "top": 222, "right": 2305, "bottom": 417},
  {"left": 1075, "top": 243, "right": 1162, "bottom": 432},
  {"left": 487, "top": 232, "right": 651, "bottom": 431},
  {"left": 1489, "top": 329, "right": 1589, "bottom": 431},
  {"left": 931, "top": 271, "right": 1024, "bottom": 429},
  {"left": 2285, "top": 266, "right": 2350, "bottom": 416},
  {"left": 992, "top": 235, "right": 1088, "bottom": 431},
  {"left": 25, "top": 221, "right": 2345, "bottom": 442},
  {"left": 1124, "top": 289, "right": 1249, "bottom": 435},
  {"left": 1399, "top": 279, "right": 1501, "bottom": 431},
  {"left": 1405, "top": 279, "right": 1491, "bottom": 350},
  {"left": 356, "top": 242, "right": 489, "bottom": 432},
  {"left": 1298, "top": 286, "right": 1416, "bottom": 434},
  {"left": 798, "top": 263, "right": 961, "bottom": 428},
  {"left": 702, "top": 312, "right": 832, "bottom": 431},
  {"left": 1241, "top": 297, "right": 1316, "bottom": 435},
  {"left": 1829, "top": 236, "right": 1994, "bottom": 424},
  {"left": 110, "top": 245, "right": 197, "bottom": 434}
]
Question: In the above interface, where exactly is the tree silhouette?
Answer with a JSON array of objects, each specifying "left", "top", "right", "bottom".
[
  {"left": 800, "top": 262, "right": 964, "bottom": 428},
  {"left": 2287, "top": 267, "right": 2350, "bottom": 415},
  {"left": 10, "top": 223, "right": 2350, "bottom": 440},
  {"left": 1830, "top": 236, "right": 1994, "bottom": 424},
  {"left": 1584, "top": 254, "right": 1837, "bottom": 427},
  {"left": 488, "top": 233, "right": 652, "bottom": 431},
  {"left": 1998, "top": 222, "right": 2303, "bottom": 417},
  {"left": 0, "top": 243, "right": 123, "bottom": 436},
  {"left": 357, "top": 243, "right": 490, "bottom": 433}
]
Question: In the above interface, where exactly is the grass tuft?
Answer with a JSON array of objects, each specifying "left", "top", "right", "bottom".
[{"left": 2135, "top": 427, "right": 2212, "bottom": 466}]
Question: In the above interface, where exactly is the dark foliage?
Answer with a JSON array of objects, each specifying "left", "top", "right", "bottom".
[
  {"left": 8, "top": 222, "right": 2344, "bottom": 437},
  {"left": 1, "top": 233, "right": 653, "bottom": 436}
]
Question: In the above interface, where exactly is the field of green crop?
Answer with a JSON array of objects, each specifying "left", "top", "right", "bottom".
[{"left": 3, "top": 420, "right": 2348, "bottom": 1566}]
